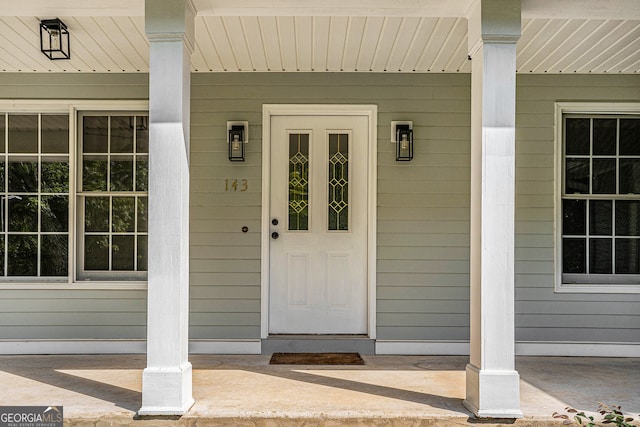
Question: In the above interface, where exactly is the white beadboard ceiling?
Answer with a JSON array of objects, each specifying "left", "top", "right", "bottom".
[{"left": 0, "top": 2, "right": 638, "bottom": 73}]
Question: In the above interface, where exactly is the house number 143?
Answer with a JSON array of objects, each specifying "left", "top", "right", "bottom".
[{"left": 225, "top": 179, "right": 248, "bottom": 192}]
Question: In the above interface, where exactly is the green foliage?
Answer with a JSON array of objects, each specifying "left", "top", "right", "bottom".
[
  {"left": 83, "top": 159, "right": 108, "bottom": 191},
  {"left": 7, "top": 235, "right": 38, "bottom": 276},
  {"left": 110, "top": 159, "right": 134, "bottom": 191},
  {"left": 41, "top": 161, "right": 69, "bottom": 193},
  {"left": 8, "top": 196, "right": 38, "bottom": 232},
  {"left": 8, "top": 161, "right": 37, "bottom": 192},
  {"left": 136, "top": 159, "right": 148, "bottom": 191},
  {"left": 1, "top": 114, "right": 148, "bottom": 277},
  {"left": 41, "top": 234, "right": 68, "bottom": 276},
  {"left": 553, "top": 403, "right": 637, "bottom": 427}
]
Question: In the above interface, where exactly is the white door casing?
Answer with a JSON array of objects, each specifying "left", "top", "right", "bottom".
[{"left": 261, "top": 105, "right": 377, "bottom": 337}]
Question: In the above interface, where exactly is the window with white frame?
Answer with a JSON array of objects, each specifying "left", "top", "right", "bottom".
[
  {"left": 0, "top": 103, "right": 148, "bottom": 284},
  {"left": 559, "top": 107, "right": 640, "bottom": 292},
  {"left": 77, "top": 113, "right": 148, "bottom": 281}
]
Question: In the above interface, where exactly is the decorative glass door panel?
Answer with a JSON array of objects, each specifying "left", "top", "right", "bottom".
[
  {"left": 328, "top": 133, "right": 349, "bottom": 231},
  {"left": 288, "top": 133, "right": 309, "bottom": 231},
  {"left": 269, "top": 116, "right": 368, "bottom": 334}
]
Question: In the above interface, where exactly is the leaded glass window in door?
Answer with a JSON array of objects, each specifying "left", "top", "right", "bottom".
[
  {"left": 288, "top": 133, "right": 309, "bottom": 231},
  {"left": 328, "top": 133, "right": 349, "bottom": 231}
]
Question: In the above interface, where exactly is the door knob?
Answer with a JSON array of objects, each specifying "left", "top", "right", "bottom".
[
  {"left": 272, "top": 218, "right": 279, "bottom": 226},
  {"left": 271, "top": 232, "right": 279, "bottom": 240}
]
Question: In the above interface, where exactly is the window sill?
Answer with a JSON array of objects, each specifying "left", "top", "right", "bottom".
[
  {"left": 555, "top": 283, "right": 640, "bottom": 294},
  {"left": 0, "top": 282, "right": 147, "bottom": 290}
]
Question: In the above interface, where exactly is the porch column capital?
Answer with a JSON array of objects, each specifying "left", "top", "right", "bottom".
[
  {"left": 465, "top": 0, "right": 522, "bottom": 419},
  {"left": 145, "top": 0, "right": 195, "bottom": 51},
  {"left": 139, "top": 0, "right": 194, "bottom": 417},
  {"left": 467, "top": 0, "right": 521, "bottom": 56}
]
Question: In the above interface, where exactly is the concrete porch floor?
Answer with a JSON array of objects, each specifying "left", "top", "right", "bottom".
[{"left": 0, "top": 354, "right": 638, "bottom": 426}]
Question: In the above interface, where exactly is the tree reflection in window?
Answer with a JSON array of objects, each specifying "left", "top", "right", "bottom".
[
  {"left": 80, "top": 114, "right": 148, "bottom": 277},
  {"left": 0, "top": 114, "right": 69, "bottom": 277}
]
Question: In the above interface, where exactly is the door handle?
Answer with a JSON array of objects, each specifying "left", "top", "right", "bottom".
[{"left": 271, "top": 232, "right": 279, "bottom": 240}]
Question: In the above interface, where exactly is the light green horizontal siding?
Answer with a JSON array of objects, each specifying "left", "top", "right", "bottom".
[
  {"left": 517, "top": 328, "right": 639, "bottom": 342},
  {"left": 0, "top": 313, "right": 146, "bottom": 326},
  {"left": 0, "top": 295, "right": 145, "bottom": 313},
  {"left": 0, "top": 73, "right": 148, "bottom": 99},
  {"left": 378, "top": 274, "right": 469, "bottom": 287},
  {"left": 515, "top": 74, "right": 640, "bottom": 343},
  {"left": 0, "top": 326, "right": 146, "bottom": 340},
  {"left": 0, "top": 289, "right": 146, "bottom": 339},
  {"left": 377, "top": 327, "right": 468, "bottom": 341},
  {"left": 378, "top": 293, "right": 469, "bottom": 307}
]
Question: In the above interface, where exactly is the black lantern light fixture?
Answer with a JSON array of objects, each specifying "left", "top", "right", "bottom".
[
  {"left": 392, "top": 121, "right": 414, "bottom": 161},
  {"left": 40, "top": 18, "right": 70, "bottom": 60},
  {"left": 228, "top": 121, "right": 248, "bottom": 161}
]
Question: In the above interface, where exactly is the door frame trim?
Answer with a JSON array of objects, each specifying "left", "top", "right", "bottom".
[{"left": 261, "top": 104, "right": 378, "bottom": 339}]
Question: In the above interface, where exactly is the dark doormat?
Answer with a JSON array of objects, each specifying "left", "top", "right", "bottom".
[{"left": 269, "top": 352, "right": 365, "bottom": 365}]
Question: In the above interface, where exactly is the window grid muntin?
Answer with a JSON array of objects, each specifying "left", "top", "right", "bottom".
[
  {"left": 1, "top": 113, "right": 70, "bottom": 279},
  {"left": 81, "top": 116, "right": 148, "bottom": 193},
  {"left": 78, "top": 113, "right": 148, "bottom": 279},
  {"left": 0, "top": 101, "right": 148, "bottom": 287},
  {"left": 82, "top": 194, "right": 147, "bottom": 272},
  {"left": 562, "top": 115, "right": 640, "bottom": 281}
]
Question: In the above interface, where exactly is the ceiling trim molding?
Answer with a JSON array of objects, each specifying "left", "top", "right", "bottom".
[
  {"left": 3, "top": 0, "right": 639, "bottom": 20},
  {"left": 1, "top": 0, "right": 144, "bottom": 17},
  {"left": 521, "top": 0, "right": 640, "bottom": 20}
]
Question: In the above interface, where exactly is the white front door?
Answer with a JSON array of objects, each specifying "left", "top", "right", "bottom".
[{"left": 269, "top": 114, "right": 368, "bottom": 334}]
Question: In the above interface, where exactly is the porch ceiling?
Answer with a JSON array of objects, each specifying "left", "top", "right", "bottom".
[{"left": 0, "top": 0, "right": 638, "bottom": 74}]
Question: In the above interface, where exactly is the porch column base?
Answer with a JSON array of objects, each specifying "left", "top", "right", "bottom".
[
  {"left": 139, "top": 363, "right": 194, "bottom": 416},
  {"left": 463, "top": 363, "right": 523, "bottom": 419}
]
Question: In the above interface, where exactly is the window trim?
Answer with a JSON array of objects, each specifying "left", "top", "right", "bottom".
[
  {"left": 554, "top": 102, "right": 640, "bottom": 294},
  {"left": 76, "top": 112, "right": 149, "bottom": 282},
  {"left": 0, "top": 100, "right": 148, "bottom": 290}
]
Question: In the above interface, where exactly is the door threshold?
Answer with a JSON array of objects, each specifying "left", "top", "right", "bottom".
[
  {"left": 262, "top": 335, "right": 375, "bottom": 354},
  {"left": 267, "top": 334, "right": 370, "bottom": 340}
]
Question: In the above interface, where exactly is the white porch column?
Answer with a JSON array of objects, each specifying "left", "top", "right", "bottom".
[
  {"left": 139, "top": 0, "right": 195, "bottom": 416},
  {"left": 464, "top": 0, "right": 522, "bottom": 419}
]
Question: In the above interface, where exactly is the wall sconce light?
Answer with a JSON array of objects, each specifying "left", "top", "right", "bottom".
[
  {"left": 40, "top": 18, "right": 70, "bottom": 60},
  {"left": 391, "top": 121, "right": 414, "bottom": 161},
  {"left": 228, "top": 121, "right": 248, "bottom": 162}
]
